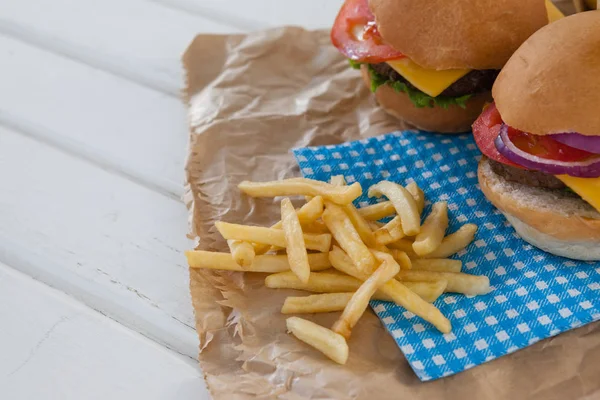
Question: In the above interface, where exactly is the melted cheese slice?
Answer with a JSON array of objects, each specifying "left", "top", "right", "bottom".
[
  {"left": 385, "top": 59, "right": 470, "bottom": 97},
  {"left": 385, "top": 1, "right": 564, "bottom": 98},
  {"left": 545, "top": 0, "right": 565, "bottom": 23},
  {"left": 556, "top": 175, "right": 600, "bottom": 214}
]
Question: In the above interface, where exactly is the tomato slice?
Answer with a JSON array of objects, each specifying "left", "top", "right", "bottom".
[
  {"left": 472, "top": 103, "right": 523, "bottom": 168},
  {"left": 473, "top": 103, "right": 596, "bottom": 169},
  {"left": 331, "top": 0, "right": 405, "bottom": 63},
  {"left": 506, "top": 126, "right": 596, "bottom": 162}
]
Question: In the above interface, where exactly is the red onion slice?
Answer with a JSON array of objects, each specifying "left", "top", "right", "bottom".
[
  {"left": 551, "top": 132, "right": 600, "bottom": 154},
  {"left": 495, "top": 124, "right": 600, "bottom": 178}
]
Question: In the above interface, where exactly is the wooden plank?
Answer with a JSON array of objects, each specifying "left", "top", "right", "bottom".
[
  {"left": 0, "top": 0, "right": 337, "bottom": 199},
  {"left": 0, "top": 127, "right": 198, "bottom": 358},
  {"left": 150, "top": 0, "right": 344, "bottom": 30},
  {"left": 0, "top": 0, "right": 240, "bottom": 94},
  {"left": 0, "top": 262, "right": 210, "bottom": 400},
  {"left": 0, "top": 35, "right": 188, "bottom": 198},
  {"left": 0, "top": 0, "right": 341, "bottom": 383}
]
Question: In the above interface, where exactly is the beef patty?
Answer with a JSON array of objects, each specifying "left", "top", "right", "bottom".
[
  {"left": 369, "top": 63, "right": 499, "bottom": 97},
  {"left": 488, "top": 159, "right": 567, "bottom": 190}
]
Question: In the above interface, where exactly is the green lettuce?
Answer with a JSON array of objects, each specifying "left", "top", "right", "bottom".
[
  {"left": 348, "top": 59, "right": 363, "bottom": 70},
  {"left": 366, "top": 64, "right": 472, "bottom": 109},
  {"left": 348, "top": 60, "right": 472, "bottom": 109}
]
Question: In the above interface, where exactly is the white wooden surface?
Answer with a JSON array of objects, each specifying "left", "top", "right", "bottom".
[{"left": 0, "top": 1, "right": 343, "bottom": 398}]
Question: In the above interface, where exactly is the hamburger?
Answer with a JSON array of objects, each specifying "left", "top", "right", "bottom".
[
  {"left": 473, "top": 10, "right": 600, "bottom": 261},
  {"left": 331, "top": 0, "right": 564, "bottom": 133}
]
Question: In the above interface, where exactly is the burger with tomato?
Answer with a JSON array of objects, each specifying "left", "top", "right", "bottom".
[
  {"left": 331, "top": 0, "right": 564, "bottom": 133},
  {"left": 474, "top": 11, "right": 600, "bottom": 260}
]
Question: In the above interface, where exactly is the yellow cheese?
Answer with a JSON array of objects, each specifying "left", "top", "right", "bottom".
[
  {"left": 385, "top": 1, "right": 564, "bottom": 98},
  {"left": 385, "top": 59, "right": 470, "bottom": 97},
  {"left": 545, "top": 0, "right": 565, "bottom": 23},
  {"left": 556, "top": 175, "right": 600, "bottom": 214}
]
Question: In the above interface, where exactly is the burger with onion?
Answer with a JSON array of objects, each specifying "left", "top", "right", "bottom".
[
  {"left": 474, "top": 10, "right": 600, "bottom": 261},
  {"left": 331, "top": 0, "right": 564, "bottom": 133}
]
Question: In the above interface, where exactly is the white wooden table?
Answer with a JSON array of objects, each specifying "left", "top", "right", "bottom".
[{"left": 0, "top": 1, "right": 342, "bottom": 398}]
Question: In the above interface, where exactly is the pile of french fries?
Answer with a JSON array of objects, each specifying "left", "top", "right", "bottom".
[{"left": 186, "top": 177, "right": 490, "bottom": 364}]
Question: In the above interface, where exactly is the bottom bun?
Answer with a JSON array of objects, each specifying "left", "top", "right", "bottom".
[
  {"left": 361, "top": 66, "right": 492, "bottom": 134},
  {"left": 478, "top": 157, "right": 600, "bottom": 261}
]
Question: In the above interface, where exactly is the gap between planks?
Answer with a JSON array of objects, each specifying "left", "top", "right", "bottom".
[
  {"left": 0, "top": 109, "right": 184, "bottom": 201},
  {"left": 0, "top": 237, "right": 200, "bottom": 362},
  {"left": 0, "top": 19, "right": 181, "bottom": 97},
  {"left": 147, "top": 0, "right": 263, "bottom": 31}
]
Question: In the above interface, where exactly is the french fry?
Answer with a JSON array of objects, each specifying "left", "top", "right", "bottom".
[
  {"left": 266, "top": 271, "right": 365, "bottom": 293},
  {"left": 411, "top": 259, "right": 462, "bottom": 273},
  {"left": 282, "top": 280, "right": 447, "bottom": 313},
  {"left": 281, "top": 198, "right": 310, "bottom": 283},
  {"left": 332, "top": 254, "right": 400, "bottom": 339},
  {"left": 381, "top": 215, "right": 403, "bottom": 232},
  {"left": 286, "top": 317, "right": 349, "bottom": 364},
  {"left": 368, "top": 221, "right": 384, "bottom": 231},
  {"left": 372, "top": 244, "right": 392, "bottom": 255},
  {"left": 357, "top": 201, "right": 396, "bottom": 221},
  {"left": 373, "top": 228, "right": 394, "bottom": 245},
  {"left": 301, "top": 220, "right": 330, "bottom": 234},
  {"left": 357, "top": 180, "right": 423, "bottom": 221},
  {"left": 412, "top": 202, "right": 449, "bottom": 256},
  {"left": 238, "top": 178, "right": 362, "bottom": 205},
  {"left": 282, "top": 293, "right": 357, "bottom": 314},
  {"left": 294, "top": 195, "right": 325, "bottom": 224},
  {"left": 403, "top": 281, "right": 447, "bottom": 303},
  {"left": 374, "top": 226, "right": 404, "bottom": 245},
  {"left": 421, "top": 224, "right": 478, "bottom": 259},
  {"left": 254, "top": 196, "right": 324, "bottom": 254},
  {"left": 330, "top": 175, "right": 347, "bottom": 186},
  {"left": 215, "top": 221, "right": 331, "bottom": 253},
  {"left": 397, "top": 270, "right": 490, "bottom": 296},
  {"left": 371, "top": 249, "right": 398, "bottom": 263},
  {"left": 329, "top": 247, "right": 451, "bottom": 333},
  {"left": 406, "top": 182, "right": 425, "bottom": 215},
  {"left": 185, "top": 251, "right": 331, "bottom": 272},
  {"left": 281, "top": 292, "right": 396, "bottom": 314},
  {"left": 368, "top": 181, "right": 421, "bottom": 236},
  {"left": 387, "top": 238, "right": 418, "bottom": 258},
  {"left": 330, "top": 175, "right": 377, "bottom": 248},
  {"left": 227, "top": 240, "right": 255, "bottom": 268},
  {"left": 326, "top": 247, "right": 377, "bottom": 282},
  {"left": 374, "top": 216, "right": 406, "bottom": 245},
  {"left": 389, "top": 249, "right": 412, "bottom": 270},
  {"left": 322, "top": 203, "right": 376, "bottom": 272},
  {"left": 269, "top": 270, "right": 442, "bottom": 303},
  {"left": 343, "top": 205, "right": 378, "bottom": 248}
]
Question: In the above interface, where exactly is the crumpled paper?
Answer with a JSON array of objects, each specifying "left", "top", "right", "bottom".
[{"left": 182, "top": 3, "right": 600, "bottom": 398}]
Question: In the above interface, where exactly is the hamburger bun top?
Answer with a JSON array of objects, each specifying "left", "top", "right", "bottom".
[
  {"left": 368, "top": 0, "right": 548, "bottom": 70},
  {"left": 493, "top": 11, "right": 600, "bottom": 136}
]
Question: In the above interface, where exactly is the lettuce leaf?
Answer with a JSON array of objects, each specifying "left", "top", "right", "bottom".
[
  {"left": 348, "top": 59, "right": 363, "bottom": 70},
  {"left": 365, "top": 64, "right": 472, "bottom": 109}
]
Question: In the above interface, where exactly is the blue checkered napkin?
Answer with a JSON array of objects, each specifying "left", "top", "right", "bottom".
[{"left": 292, "top": 131, "right": 600, "bottom": 381}]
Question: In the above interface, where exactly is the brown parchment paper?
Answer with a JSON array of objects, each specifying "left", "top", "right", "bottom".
[{"left": 183, "top": 4, "right": 600, "bottom": 399}]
